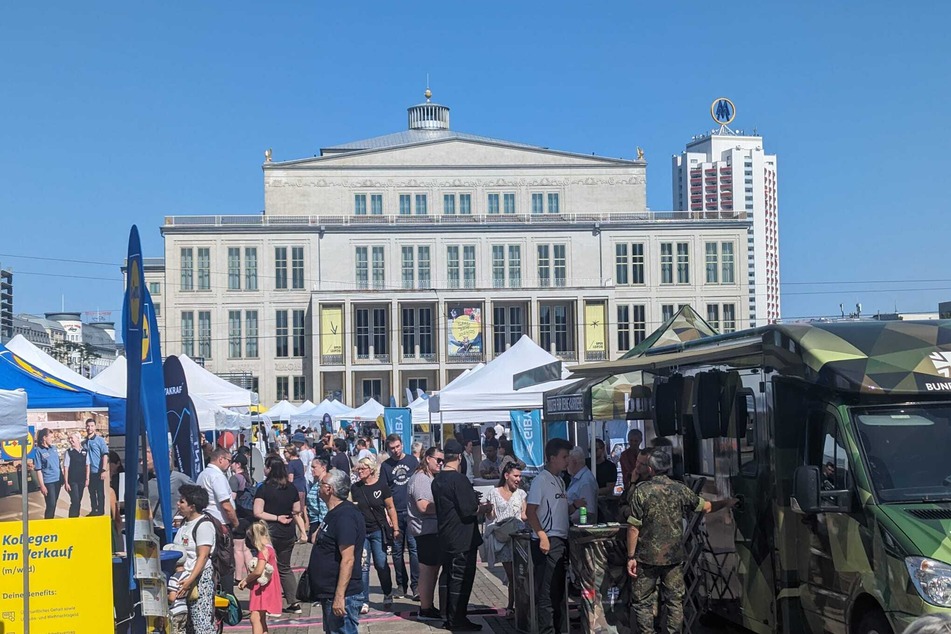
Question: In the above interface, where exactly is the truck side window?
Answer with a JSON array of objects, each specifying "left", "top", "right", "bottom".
[
  {"left": 813, "top": 412, "right": 851, "bottom": 493},
  {"left": 739, "top": 392, "right": 757, "bottom": 476}
]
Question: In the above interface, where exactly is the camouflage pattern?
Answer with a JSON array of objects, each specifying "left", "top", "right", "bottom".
[
  {"left": 621, "top": 305, "right": 718, "bottom": 359},
  {"left": 631, "top": 562, "right": 685, "bottom": 634},
  {"left": 568, "top": 525, "right": 631, "bottom": 634},
  {"left": 627, "top": 475, "right": 705, "bottom": 565}
]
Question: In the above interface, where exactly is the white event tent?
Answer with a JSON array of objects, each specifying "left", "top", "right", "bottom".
[
  {"left": 427, "top": 336, "right": 574, "bottom": 420},
  {"left": 289, "top": 399, "right": 352, "bottom": 426},
  {"left": 6, "top": 334, "right": 123, "bottom": 398},
  {"left": 260, "top": 400, "right": 302, "bottom": 421},
  {"left": 332, "top": 397, "right": 384, "bottom": 423}
]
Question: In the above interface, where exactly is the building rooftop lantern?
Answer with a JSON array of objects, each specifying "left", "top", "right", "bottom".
[{"left": 407, "top": 88, "right": 450, "bottom": 131}]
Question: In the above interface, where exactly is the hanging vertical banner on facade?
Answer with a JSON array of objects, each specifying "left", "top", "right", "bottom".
[
  {"left": 383, "top": 408, "right": 413, "bottom": 453},
  {"left": 584, "top": 302, "right": 606, "bottom": 356},
  {"left": 164, "top": 356, "right": 203, "bottom": 480},
  {"left": 320, "top": 306, "right": 343, "bottom": 357},
  {"left": 447, "top": 305, "right": 482, "bottom": 357},
  {"left": 510, "top": 410, "right": 543, "bottom": 471}
]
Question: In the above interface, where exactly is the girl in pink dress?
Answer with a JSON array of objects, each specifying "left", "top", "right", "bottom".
[{"left": 239, "top": 521, "right": 284, "bottom": 633}]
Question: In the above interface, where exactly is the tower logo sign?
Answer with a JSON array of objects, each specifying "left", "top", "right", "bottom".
[{"left": 711, "top": 97, "right": 736, "bottom": 125}]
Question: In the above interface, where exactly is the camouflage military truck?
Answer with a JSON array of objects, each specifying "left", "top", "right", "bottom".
[{"left": 575, "top": 320, "right": 951, "bottom": 634}]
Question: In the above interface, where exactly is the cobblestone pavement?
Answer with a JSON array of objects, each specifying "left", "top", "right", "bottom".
[{"left": 224, "top": 542, "right": 742, "bottom": 633}]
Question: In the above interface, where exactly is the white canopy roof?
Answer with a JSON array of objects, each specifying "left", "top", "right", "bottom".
[
  {"left": 0, "top": 389, "right": 28, "bottom": 442},
  {"left": 428, "top": 336, "right": 574, "bottom": 417},
  {"left": 7, "top": 334, "right": 123, "bottom": 398},
  {"left": 261, "top": 400, "right": 302, "bottom": 420},
  {"left": 93, "top": 355, "right": 256, "bottom": 409},
  {"left": 333, "top": 397, "right": 384, "bottom": 422},
  {"left": 289, "top": 399, "right": 352, "bottom": 425}
]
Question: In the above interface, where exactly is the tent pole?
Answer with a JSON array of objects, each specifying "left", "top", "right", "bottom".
[{"left": 21, "top": 436, "right": 30, "bottom": 634}]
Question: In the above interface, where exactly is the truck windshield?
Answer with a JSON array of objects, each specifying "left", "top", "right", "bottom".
[{"left": 851, "top": 404, "right": 951, "bottom": 503}]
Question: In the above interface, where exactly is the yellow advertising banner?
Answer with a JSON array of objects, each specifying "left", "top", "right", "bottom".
[
  {"left": 0, "top": 516, "right": 113, "bottom": 632},
  {"left": 321, "top": 306, "right": 343, "bottom": 356},
  {"left": 584, "top": 302, "right": 606, "bottom": 354}
]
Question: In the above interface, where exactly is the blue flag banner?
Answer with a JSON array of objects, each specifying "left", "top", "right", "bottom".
[
  {"left": 164, "top": 356, "right": 203, "bottom": 480},
  {"left": 383, "top": 407, "right": 413, "bottom": 453},
  {"left": 122, "top": 225, "right": 145, "bottom": 590},
  {"left": 510, "top": 410, "right": 543, "bottom": 470},
  {"left": 547, "top": 420, "right": 569, "bottom": 441},
  {"left": 141, "top": 288, "right": 172, "bottom": 544}
]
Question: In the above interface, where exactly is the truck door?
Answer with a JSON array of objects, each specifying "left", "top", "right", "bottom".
[{"left": 797, "top": 406, "right": 857, "bottom": 633}]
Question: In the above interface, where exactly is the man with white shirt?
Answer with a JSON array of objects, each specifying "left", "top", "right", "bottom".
[
  {"left": 566, "top": 446, "right": 599, "bottom": 524},
  {"left": 196, "top": 447, "right": 238, "bottom": 592},
  {"left": 526, "top": 437, "right": 572, "bottom": 634}
]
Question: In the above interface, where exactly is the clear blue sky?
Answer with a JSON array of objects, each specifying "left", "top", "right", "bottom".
[{"left": 2, "top": 2, "right": 949, "bottom": 321}]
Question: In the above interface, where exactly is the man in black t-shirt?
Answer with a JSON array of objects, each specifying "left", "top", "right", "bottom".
[
  {"left": 380, "top": 433, "right": 420, "bottom": 599},
  {"left": 309, "top": 468, "right": 365, "bottom": 632},
  {"left": 432, "top": 439, "right": 491, "bottom": 632}
]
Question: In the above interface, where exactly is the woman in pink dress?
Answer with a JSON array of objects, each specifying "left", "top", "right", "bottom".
[{"left": 239, "top": 521, "right": 284, "bottom": 633}]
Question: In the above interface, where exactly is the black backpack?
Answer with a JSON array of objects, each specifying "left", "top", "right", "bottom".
[{"left": 193, "top": 513, "right": 234, "bottom": 585}]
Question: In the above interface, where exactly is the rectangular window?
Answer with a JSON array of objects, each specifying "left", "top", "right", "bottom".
[
  {"left": 276, "top": 310, "right": 289, "bottom": 358},
  {"left": 245, "top": 311, "right": 259, "bottom": 358},
  {"left": 531, "top": 193, "right": 544, "bottom": 214},
  {"left": 370, "top": 194, "right": 383, "bottom": 215},
  {"left": 553, "top": 244, "right": 566, "bottom": 287},
  {"left": 371, "top": 246, "right": 385, "bottom": 290},
  {"left": 354, "top": 194, "right": 367, "bottom": 216},
  {"left": 463, "top": 245, "right": 476, "bottom": 289},
  {"left": 401, "top": 246, "right": 415, "bottom": 290},
  {"left": 706, "top": 304, "right": 720, "bottom": 331},
  {"left": 538, "top": 245, "right": 550, "bottom": 287},
  {"left": 503, "top": 193, "right": 516, "bottom": 214},
  {"left": 415, "top": 194, "right": 427, "bottom": 215},
  {"left": 723, "top": 304, "right": 737, "bottom": 333},
  {"left": 355, "top": 247, "right": 368, "bottom": 289},
  {"left": 227, "top": 248, "right": 241, "bottom": 290},
  {"left": 660, "top": 243, "right": 673, "bottom": 284},
  {"left": 615, "top": 244, "right": 629, "bottom": 285},
  {"left": 447, "top": 246, "right": 460, "bottom": 289},
  {"left": 492, "top": 246, "right": 505, "bottom": 289},
  {"left": 548, "top": 193, "right": 560, "bottom": 213},
  {"left": 539, "top": 304, "right": 570, "bottom": 353},
  {"left": 355, "top": 309, "right": 369, "bottom": 357},
  {"left": 275, "top": 247, "right": 288, "bottom": 290},
  {"left": 632, "top": 305, "right": 646, "bottom": 345},
  {"left": 417, "top": 246, "right": 431, "bottom": 288},
  {"left": 676, "top": 242, "right": 690, "bottom": 284},
  {"left": 276, "top": 377, "right": 289, "bottom": 401},
  {"left": 662, "top": 304, "right": 675, "bottom": 322},
  {"left": 399, "top": 194, "right": 412, "bottom": 216},
  {"left": 721, "top": 242, "right": 735, "bottom": 284},
  {"left": 180, "top": 249, "right": 194, "bottom": 291},
  {"left": 617, "top": 305, "right": 630, "bottom": 352},
  {"left": 362, "top": 379, "right": 381, "bottom": 403},
  {"left": 705, "top": 242, "right": 719, "bottom": 284},
  {"left": 197, "top": 248, "right": 210, "bottom": 291},
  {"left": 148, "top": 282, "right": 161, "bottom": 296},
  {"left": 459, "top": 193, "right": 471, "bottom": 215},
  {"left": 494, "top": 306, "right": 524, "bottom": 353},
  {"left": 198, "top": 311, "right": 211, "bottom": 358},
  {"left": 154, "top": 303, "right": 161, "bottom": 316},
  {"left": 373, "top": 308, "right": 387, "bottom": 355},
  {"left": 293, "top": 376, "right": 306, "bottom": 401},
  {"left": 443, "top": 194, "right": 456, "bottom": 215},
  {"left": 181, "top": 311, "right": 194, "bottom": 356},
  {"left": 291, "top": 309, "right": 305, "bottom": 357},
  {"left": 228, "top": 310, "right": 242, "bottom": 358},
  {"left": 245, "top": 247, "right": 258, "bottom": 291},
  {"left": 419, "top": 308, "right": 433, "bottom": 356},
  {"left": 631, "top": 243, "right": 644, "bottom": 284},
  {"left": 291, "top": 247, "right": 304, "bottom": 289},
  {"left": 407, "top": 377, "right": 428, "bottom": 397},
  {"left": 401, "top": 308, "right": 416, "bottom": 358},
  {"left": 487, "top": 193, "right": 500, "bottom": 214},
  {"left": 508, "top": 245, "right": 521, "bottom": 288}
]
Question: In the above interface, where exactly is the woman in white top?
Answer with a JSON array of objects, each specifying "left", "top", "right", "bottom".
[
  {"left": 484, "top": 461, "right": 527, "bottom": 616},
  {"left": 172, "top": 483, "right": 217, "bottom": 633}
]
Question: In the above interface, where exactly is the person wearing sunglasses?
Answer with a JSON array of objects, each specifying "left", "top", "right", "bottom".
[{"left": 407, "top": 446, "right": 445, "bottom": 621}]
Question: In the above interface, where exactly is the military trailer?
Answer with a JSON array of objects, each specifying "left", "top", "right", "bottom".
[{"left": 573, "top": 320, "right": 951, "bottom": 634}]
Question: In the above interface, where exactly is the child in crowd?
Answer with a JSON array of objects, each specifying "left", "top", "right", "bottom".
[
  {"left": 165, "top": 549, "right": 189, "bottom": 634},
  {"left": 239, "top": 521, "right": 282, "bottom": 634}
]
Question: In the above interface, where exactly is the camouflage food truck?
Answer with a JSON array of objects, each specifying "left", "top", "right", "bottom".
[{"left": 573, "top": 320, "right": 951, "bottom": 634}]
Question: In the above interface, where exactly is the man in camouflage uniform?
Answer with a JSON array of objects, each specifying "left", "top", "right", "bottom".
[{"left": 625, "top": 448, "right": 736, "bottom": 633}]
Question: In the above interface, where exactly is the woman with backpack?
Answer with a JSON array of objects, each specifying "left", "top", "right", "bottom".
[
  {"left": 253, "top": 456, "right": 307, "bottom": 615},
  {"left": 173, "top": 484, "right": 217, "bottom": 633}
]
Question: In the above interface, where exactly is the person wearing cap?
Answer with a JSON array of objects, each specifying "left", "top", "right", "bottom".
[{"left": 432, "top": 439, "right": 493, "bottom": 632}]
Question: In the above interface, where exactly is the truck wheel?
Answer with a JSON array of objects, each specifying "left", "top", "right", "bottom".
[{"left": 855, "top": 609, "right": 893, "bottom": 634}]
